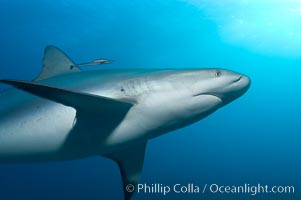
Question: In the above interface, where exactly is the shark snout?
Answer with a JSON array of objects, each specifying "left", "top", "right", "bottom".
[
  {"left": 213, "top": 74, "right": 250, "bottom": 105},
  {"left": 238, "top": 75, "right": 251, "bottom": 93},
  {"left": 224, "top": 74, "right": 251, "bottom": 103}
]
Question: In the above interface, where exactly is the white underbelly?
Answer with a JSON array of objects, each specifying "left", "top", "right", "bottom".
[{"left": 0, "top": 100, "right": 76, "bottom": 157}]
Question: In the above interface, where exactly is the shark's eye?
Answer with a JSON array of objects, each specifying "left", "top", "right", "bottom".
[{"left": 215, "top": 70, "right": 222, "bottom": 77}]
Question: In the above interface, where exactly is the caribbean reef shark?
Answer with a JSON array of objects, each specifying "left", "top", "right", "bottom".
[{"left": 0, "top": 46, "right": 250, "bottom": 199}]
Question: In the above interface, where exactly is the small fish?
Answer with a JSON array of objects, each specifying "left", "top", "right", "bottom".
[{"left": 78, "top": 59, "right": 113, "bottom": 66}]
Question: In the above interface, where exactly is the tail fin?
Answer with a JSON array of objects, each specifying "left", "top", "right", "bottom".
[{"left": 35, "top": 46, "right": 80, "bottom": 81}]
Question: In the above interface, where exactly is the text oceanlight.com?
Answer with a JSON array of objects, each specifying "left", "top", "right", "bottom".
[{"left": 129, "top": 183, "right": 295, "bottom": 196}]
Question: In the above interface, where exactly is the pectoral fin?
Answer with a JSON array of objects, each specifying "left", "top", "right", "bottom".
[
  {"left": 105, "top": 142, "right": 147, "bottom": 200},
  {"left": 0, "top": 79, "right": 134, "bottom": 115}
]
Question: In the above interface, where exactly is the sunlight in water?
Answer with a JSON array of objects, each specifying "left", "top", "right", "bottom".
[{"left": 184, "top": 0, "right": 301, "bottom": 57}]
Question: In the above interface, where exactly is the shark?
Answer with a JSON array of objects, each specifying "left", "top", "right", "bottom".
[{"left": 0, "top": 46, "right": 250, "bottom": 199}]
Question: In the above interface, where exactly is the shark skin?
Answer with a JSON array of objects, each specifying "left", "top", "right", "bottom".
[{"left": 0, "top": 46, "right": 250, "bottom": 199}]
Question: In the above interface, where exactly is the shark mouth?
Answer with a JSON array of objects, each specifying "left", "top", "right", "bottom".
[
  {"left": 234, "top": 76, "right": 242, "bottom": 83},
  {"left": 193, "top": 76, "right": 244, "bottom": 100},
  {"left": 193, "top": 92, "right": 223, "bottom": 101}
]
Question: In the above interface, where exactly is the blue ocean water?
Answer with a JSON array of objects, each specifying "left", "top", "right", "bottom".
[{"left": 0, "top": 0, "right": 300, "bottom": 199}]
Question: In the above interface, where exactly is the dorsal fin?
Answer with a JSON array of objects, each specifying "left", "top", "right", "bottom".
[{"left": 35, "top": 46, "right": 80, "bottom": 81}]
